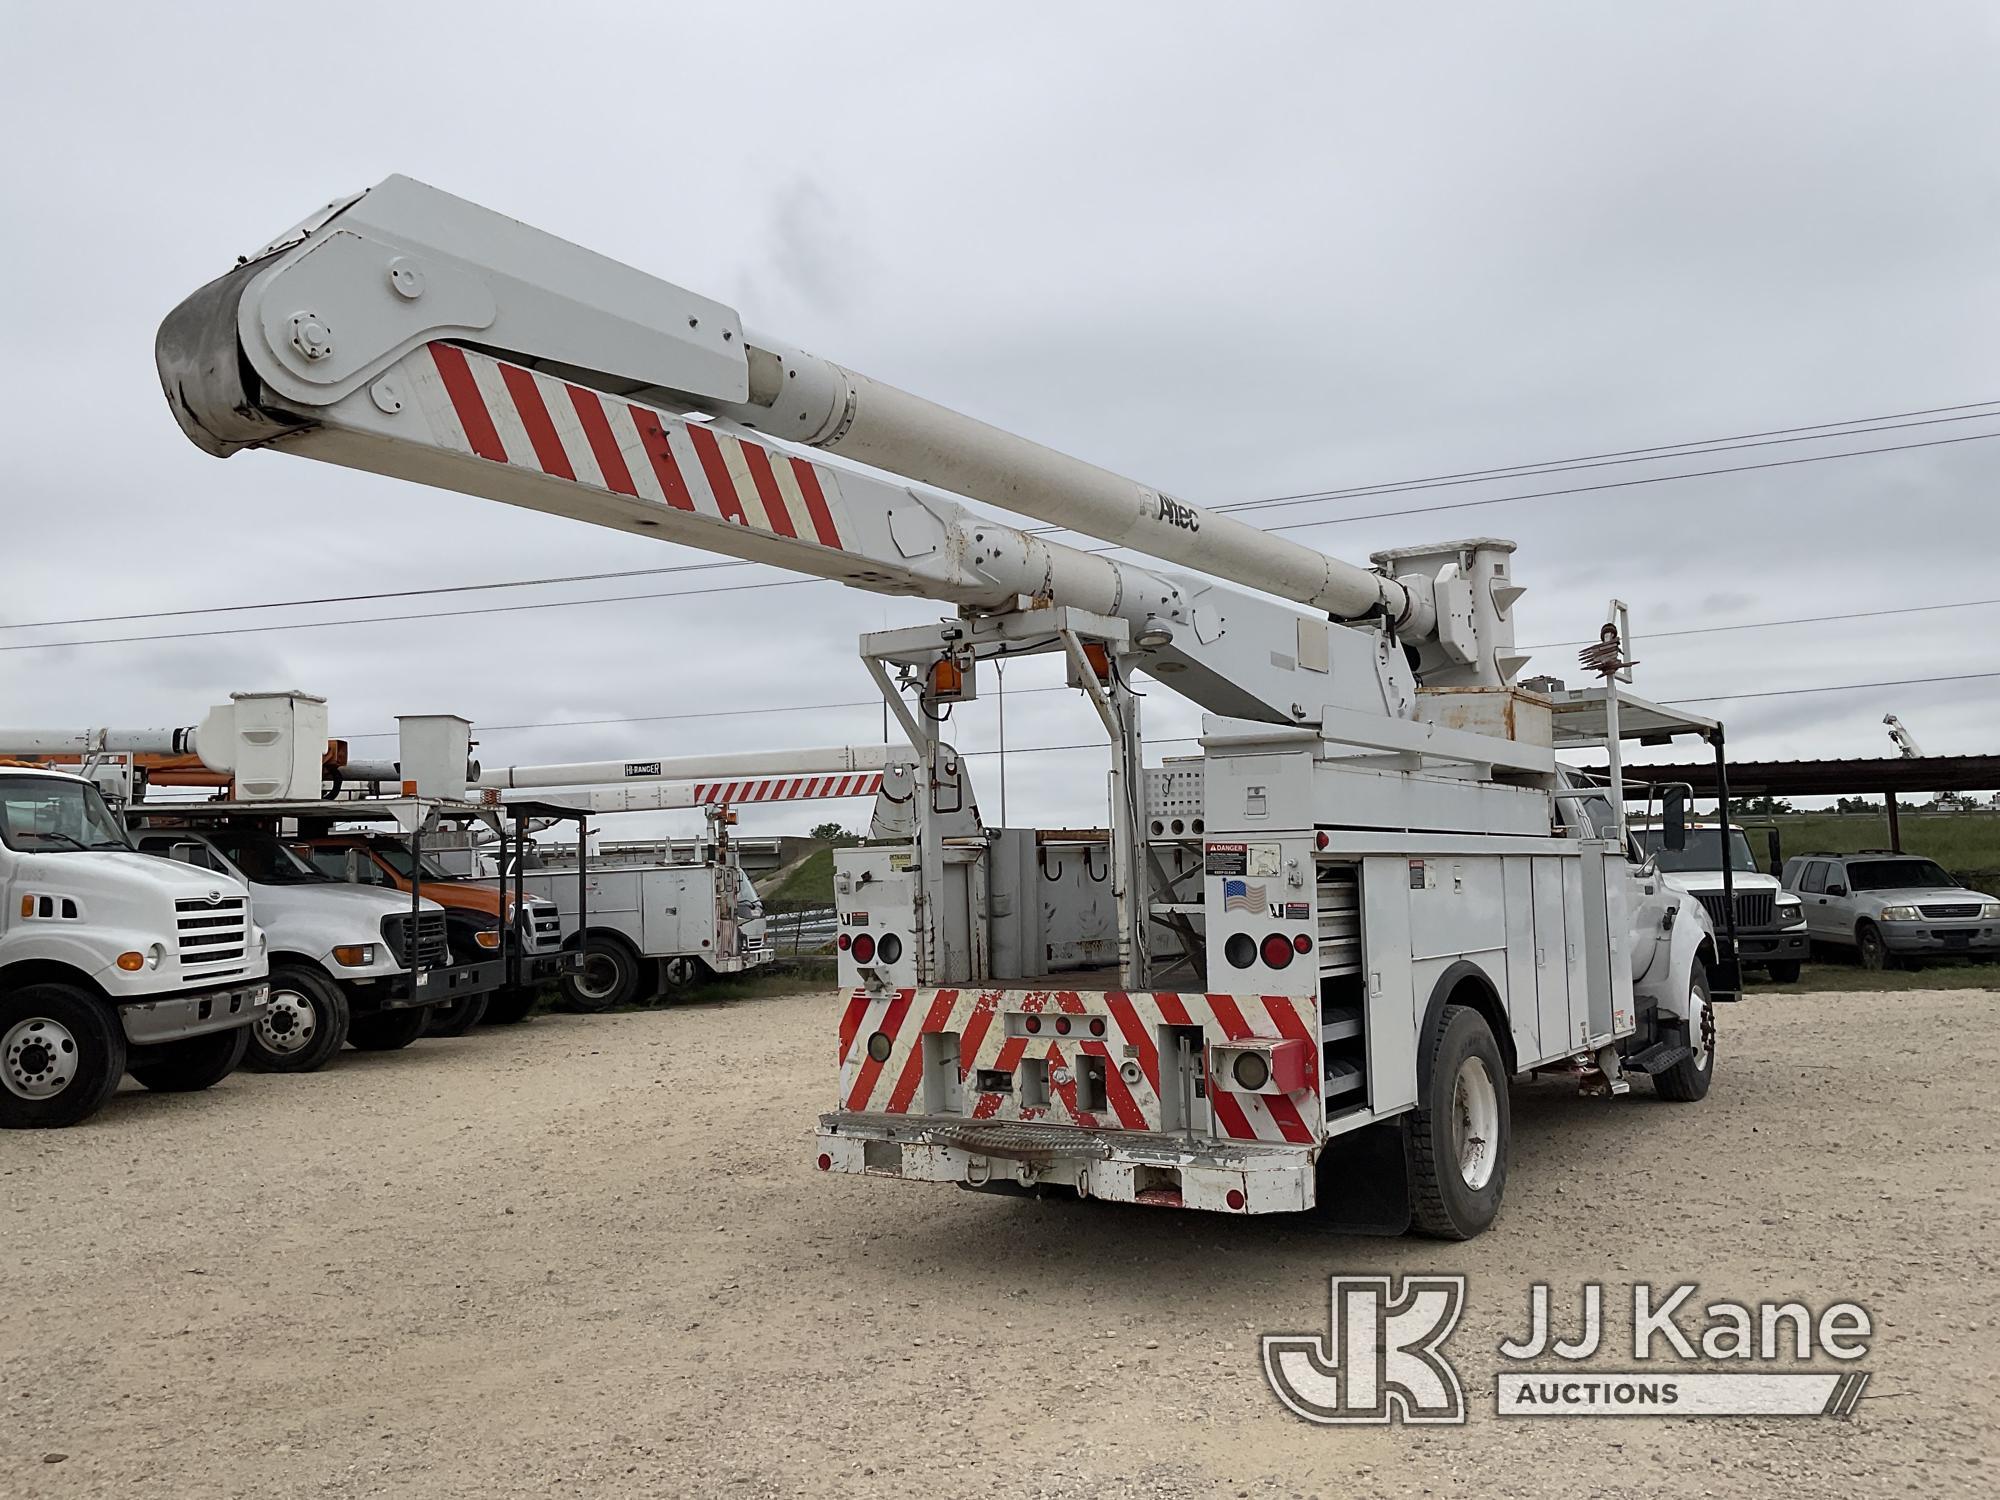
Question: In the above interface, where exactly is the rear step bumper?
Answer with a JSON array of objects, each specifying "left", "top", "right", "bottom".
[{"left": 816, "top": 1112, "right": 1316, "bottom": 1214}]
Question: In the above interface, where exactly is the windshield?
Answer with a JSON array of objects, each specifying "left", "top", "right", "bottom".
[
  {"left": 1637, "top": 827, "right": 1758, "bottom": 875},
  {"left": 0, "top": 776, "right": 132, "bottom": 853},
  {"left": 203, "top": 829, "right": 328, "bottom": 885},
  {"left": 370, "top": 841, "right": 457, "bottom": 882},
  {"left": 1847, "top": 858, "right": 1956, "bottom": 891}
]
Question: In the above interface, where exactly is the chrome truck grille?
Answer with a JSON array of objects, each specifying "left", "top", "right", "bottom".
[
  {"left": 382, "top": 911, "right": 450, "bottom": 970},
  {"left": 175, "top": 896, "right": 249, "bottom": 978},
  {"left": 521, "top": 900, "right": 564, "bottom": 953},
  {"left": 1696, "top": 890, "right": 1775, "bottom": 929}
]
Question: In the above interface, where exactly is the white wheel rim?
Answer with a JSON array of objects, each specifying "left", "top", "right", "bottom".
[
  {"left": 1451, "top": 1056, "right": 1499, "bottom": 1191},
  {"left": 575, "top": 955, "right": 619, "bottom": 999},
  {"left": 256, "top": 990, "right": 317, "bottom": 1055},
  {"left": 3, "top": 1017, "right": 80, "bottom": 1100}
]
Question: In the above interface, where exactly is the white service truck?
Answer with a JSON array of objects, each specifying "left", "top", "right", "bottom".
[
  {"left": 157, "top": 174, "right": 1725, "bottom": 1236},
  {"left": 1, "top": 766, "right": 270, "bottom": 1127}
]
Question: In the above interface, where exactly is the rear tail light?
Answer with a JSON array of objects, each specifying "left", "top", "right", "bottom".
[
  {"left": 851, "top": 934, "right": 876, "bottom": 964},
  {"left": 1055, "top": 1016, "right": 1072, "bottom": 1036},
  {"left": 837, "top": 933, "right": 851, "bottom": 951},
  {"left": 1260, "top": 933, "right": 1294, "bottom": 969},
  {"left": 1225, "top": 1188, "right": 1247, "bottom": 1211},
  {"left": 1293, "top": 933, "right": 1312, "bottom": 954},
  {"left": 1026, "top": 1015, "right": 1041, "bottom": 1034},
  {"left": 1089, "top": 1017, "right": 1106, "bottom": 1037},
  {"left": 816, "top": 1153, "right": 833, "bottom": 1171}
]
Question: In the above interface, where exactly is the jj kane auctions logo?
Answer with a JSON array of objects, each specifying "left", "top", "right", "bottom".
[{"left": 1264, "top": 1277, "right": 1873, "bottom": 1423}]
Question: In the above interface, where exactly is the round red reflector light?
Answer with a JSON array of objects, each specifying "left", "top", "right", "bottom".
[
  {"left": 1090, "top": 1017, "right": 1106, "bottom": 1037},
  {"left": 851, "top": 934, "right": 876, "bottom": 964},
  {"left": 1293, "top": 932, "right": 1313, "bottom": 954},
  {"left": 1225, "top": 1188, "right": 1247, "bottom": 1211},
  {"left": 1260, "top": 933, "right": 1294, "bottom": 969},
  {"left": 837, "top": 933, "right": 851, "bottom": 951},
  {"left": 1055, "top": 1016, "right": 1072, "bottom": 1035},
  {"left": 1026, "top": 1015, "right": 1041, "bottom": 1034},
  {"left": 817, "top": 1153, "right": 833, "bottom": 1172}
]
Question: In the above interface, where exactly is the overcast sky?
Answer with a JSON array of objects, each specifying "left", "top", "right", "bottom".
[{"left": 2, "top": 4, "right": 1996, "bottom": 836}]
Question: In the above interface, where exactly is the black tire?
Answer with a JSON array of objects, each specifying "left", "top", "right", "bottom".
[
  {"left": 1655, "top": 967, "right": 1715, "bottom": 1102},
  {"left": 1857, "top": 921, "right": 1888, "bottom": 972},
  {"left": 1, "top": 983, "right": 127, "bottom": 1129},
  {"left": 422, "top": 991, "right": 490, "bottom": 1037},
  {"left": 661, "top": 955, "right": 704, "bottom": 993},
  {"left": 246, "top": 964, "right": 350, "bottom": 1073},
  {"left": 1409, "top": 1005, "right": 1510, "bottom": 1240},
  {"left": 347, "top": 1006, "right": 431, "bottom": 1051},
  {"left": 1764, "top": 960, "right": 1801, "bottom": 985},
  {"left": 482, "top": 987, "right": 539, "bottom": 1025},
  {"left": 127, "top": 1025, "right": 249, "bottom": 1093},
  {"left": 558, "top": 934, "right": 642, "bottom": 1012}
]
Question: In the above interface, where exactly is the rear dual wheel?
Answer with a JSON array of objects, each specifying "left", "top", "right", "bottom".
[
  {"left": 1410, "top": 1005, "right": 1510, "bottom": 1240},
  {"left": 127, "top": 1026, "right": 249, "bottom": 1093}
]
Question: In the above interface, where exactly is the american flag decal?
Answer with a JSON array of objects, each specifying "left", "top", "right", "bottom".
[{"left": 1223, "top": 879, "right": 1266, "bottom": 913}]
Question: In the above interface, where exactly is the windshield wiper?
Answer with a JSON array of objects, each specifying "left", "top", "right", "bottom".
[{"left": 30, "top": 831, "right": 90, "bottom": 851}]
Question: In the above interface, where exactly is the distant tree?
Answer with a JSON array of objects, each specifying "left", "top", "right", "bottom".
[
  {"left": 1834, "top": 796, "right": 1878, "bottom": 815},
  {"left": 1741, "top": 795, "right": 1797, "bottom": 816},
  {"left": 811, "top": 821, "right": 848, "bottom": 842}
]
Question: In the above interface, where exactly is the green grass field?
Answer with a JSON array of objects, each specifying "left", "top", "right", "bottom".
[
  {"left": 1749, "top": 811, "right": 2000, "bottom": 885},
  {"left": 764, "top": 846, "right": 835, "bottom": 905}
]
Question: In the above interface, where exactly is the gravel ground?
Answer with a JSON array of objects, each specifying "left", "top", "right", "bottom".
[{"left": 4, "top": 984, "right": 1995, "bottom": 1498}]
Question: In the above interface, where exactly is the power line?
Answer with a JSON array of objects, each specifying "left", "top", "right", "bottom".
[
  {"left": 7, "top": 397, "right": 1996, "bottom": 637},
  {"left": 1258, "top": 429, "right": 2000, "bottom": 535},
  {"left": 1200, "top": 405, "right": 2000, "bottom": 518},
  {"left": 1666, "top": 669, "right": 2000, "bottom": 705},
  {"left": 9, "top": 426, "right": 1997, "bottom": 656},
  {"left": 360, "top": 665, "right": 1997, "bottom": 743},
  {"left": 1520, "top": 597, "right": 2000, "bottom": 652}
]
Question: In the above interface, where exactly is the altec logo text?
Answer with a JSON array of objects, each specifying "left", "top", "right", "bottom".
[{"left": 1263, "top": 1277, "right": 1874, "bottom": 1424}]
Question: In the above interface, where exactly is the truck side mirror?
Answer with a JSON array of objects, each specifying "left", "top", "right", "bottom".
[{"left": 1662, "top": 787, "right": 1688, "bottom": 852}]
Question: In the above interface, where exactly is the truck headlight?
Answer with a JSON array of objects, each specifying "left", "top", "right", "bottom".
[
  {"left": 1982, "top": 903, "right": 2000, "bottom": 921},
  {"left": 1774, "top": 898, "right": 1803, "bottom": 926},
  {"left": 1877, "top": 905, "right": 1921, "bottom": 922},
  {"left": 334, "top": 943, "right": 378, "bottom": 966}
]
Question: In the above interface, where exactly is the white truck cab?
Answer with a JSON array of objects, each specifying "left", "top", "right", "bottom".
[
  {"left": 1635, "top": 823, "right": 1808, "bottom": 983},
  {"left": 131, "top": 824, "right": 473, "bottom": 1070},
  {"left": 1, "top": 766, "right": 270, "bottom": 1127}
]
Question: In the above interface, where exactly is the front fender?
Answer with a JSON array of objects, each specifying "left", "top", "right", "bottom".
[{"left": 1635, "top": 891, "right": 1713, "bottom": 1023}]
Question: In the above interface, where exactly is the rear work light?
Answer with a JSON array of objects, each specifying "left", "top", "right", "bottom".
[
  {"left": 1224, "top": 933, "right": 1256, "bottom": 969},
  {"left": 1260, "top": 933, "right": 1294, "bottom": 969},
  {"left": 851, "top": 934, "right": 877, "bottom": 964},
  {"left": 876, "top": 932, "right": 903, "bottom": 965}
]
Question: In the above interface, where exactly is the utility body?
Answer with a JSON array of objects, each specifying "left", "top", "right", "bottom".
[{"left": 158, "top": 176, "right": 1726, "bottom": 1234}]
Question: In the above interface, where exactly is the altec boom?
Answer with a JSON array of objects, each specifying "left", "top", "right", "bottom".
[{"left": 157, "top": 176, "right": 1722, "bottom": 1235}]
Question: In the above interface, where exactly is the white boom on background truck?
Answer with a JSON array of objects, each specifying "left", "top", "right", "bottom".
[{"left": 157, "top": 175, "right": 1727, "bottom": 1236}]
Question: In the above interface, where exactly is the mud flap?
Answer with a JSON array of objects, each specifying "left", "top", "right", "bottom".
[{"left": 1296, "top": 1117, "right": 1412, "bottom": 1236}]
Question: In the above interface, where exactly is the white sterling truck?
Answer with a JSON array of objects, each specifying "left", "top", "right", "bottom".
[
  {"left": 1, "top": 765, "right": 270, "bottom": 1128},
  {"left": 156, "top": 174, "right": 1725, "bottom": 1236}
]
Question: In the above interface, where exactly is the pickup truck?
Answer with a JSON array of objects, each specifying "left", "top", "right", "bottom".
[
  {"left": 130, "top": 823, "right": 496, "bottom": 1069},
  {"left": 2, "top": 766, "right": 269, "bottom": 1127}
]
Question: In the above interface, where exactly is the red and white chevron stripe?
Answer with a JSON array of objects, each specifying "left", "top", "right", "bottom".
[
  {"left": 404, "top": 341, "right": 853, "bottom": 551},
  {"left": 693, "top": 773, "right": 884, "bottom": 806},
  {"left": 836, "top": 988, "right": 1323, "bottom": 1146}
]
